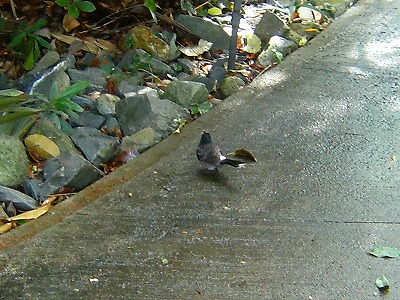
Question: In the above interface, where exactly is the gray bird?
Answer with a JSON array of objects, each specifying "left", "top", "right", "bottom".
[{"left": 196, "top": 132, "right": 243, "bottom": 171}]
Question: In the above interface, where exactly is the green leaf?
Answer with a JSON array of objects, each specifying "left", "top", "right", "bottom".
[
  {"left": 77, "top": 1, "right": 96, "bottom": 12},
  {"left": 0, "top": 96, "right": 29, "bottom": 109},
  {"left": 197, "top": 8, "right": 208, "bottom": 17},
  {"left": 0, "top": 122, "right": 15, "bottom": 135},
  {"left": 49, "top": 81, "right": 59, "bottom": 102},
  {"left": 0, "top": 109, "right": 42, "bottom": 124},
  {"left": 55, "top": 0, "right": 71, "bottom": 7},
  {"left": 208, "top": 7, "right": 222, "bottom": 16},
  {"left": 11, "top": 115, "right": 37, "bottom": 139},
  {"left": 24, "top": 40, "right": 36, "bottom": 70},
  {"left": 32, "top": 39, "right": 41, "bottom": 62},
  {"left": 68, "top": 6, "right": 80, "bottom": 18},
  {"left": 60, "top": 118, "right": 76, "bottom": 136},
  {"left": 0, "top": 89, "right": 25, "bottom": 97},
  {"left": 190, "top": 101, "right": 213, "bottom": 116},
  {"left": 181, "top": 1, "right": 197, "bottom": 15},
  {"left": 375, "top": 275, "right": 390, "bottom": 290},
  {"left": 8, "top": 32, "right": 27, "bottom": 48},
  {"left": 369, "top": 245, "right": 400, "bottom": 258},
  {"left": 34, "top": 35, "right": 53, "bottom": 50},
  {"left": 47, "top": 113, "right": 62, "bottom": 130},
  {"left": 272, "top": 49, "right": 283, "bottom": 63},
  {"left": 54, "top": 98, "right": 84, "bottom": 113},
  {"left": 55, "top": 81, "right": 90, "bottom": 100},
  {"left": 27, "top": 18, "right": 47, "bottom": 34},
  {"left": 144, "top": 0, "right": 157, "bottom": 12}
]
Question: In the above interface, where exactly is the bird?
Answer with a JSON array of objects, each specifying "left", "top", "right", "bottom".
[{"left": 196, "top": 131, "right": 244, "bottom": 171}]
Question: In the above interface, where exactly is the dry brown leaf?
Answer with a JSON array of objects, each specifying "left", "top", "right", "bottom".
[
  {"left": 51, "top": 33, "right": 100, "bottom": 55},
  {"left": 227, "top": 148, "right": 257, "bottom": 162},
  {"left": 63, "top": 13, "right": 80, "bottom": 32},
  {"left": 178, "top": 39, "right": 213, "bottom": 56}
]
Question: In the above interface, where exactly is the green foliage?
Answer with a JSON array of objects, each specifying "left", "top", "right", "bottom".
[
  {"left": 272, "top": 49, "right": 283, "bottom": 63},
  {"left": 0, "top": 81, "right": 90, "bottom": 137},
  {"left": 190, "top": 102, "right": 213, "bottom": 117},
  {"left": 55, "top": 0, "right": 96, "bottom": 19},
  {"left": 8, "top": 18, "right": 53, "bottom": 70},
  {"left": 180, "top": 0, "right": 230, "bottom": 16},
  {"left": 144, "top": 0, "right": 158, "bottom": 23}
]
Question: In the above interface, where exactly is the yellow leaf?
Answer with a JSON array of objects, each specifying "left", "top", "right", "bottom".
[
  {"left": 25, "top": 134, "right": 60, "bottom": 159},
  {"left": 8, "top": 203, "right": 52, "bottom": 221},
  {"left": 208, "top": 7, "right": 222, "bottom": 16},
  {"left": 0, "top": 223, "right": 12, "bottom": 234},
  {"left": 305, "top": 28, "right": 319, "bottom": 33},
  {"left": 227, "top": 148, "right": 257, "bottom": 162}
]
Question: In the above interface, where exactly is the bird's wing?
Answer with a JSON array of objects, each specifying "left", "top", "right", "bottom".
[{"left": 196, "top": 144, "right": 223, "bottom": 164}]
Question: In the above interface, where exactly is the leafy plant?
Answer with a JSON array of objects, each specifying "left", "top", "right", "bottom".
[
  {"left": 144, "top": 0, "right": 158, "bottom": 23},
  {"left": 0, "top": 81, "right": 90, "bottom": 137},
  {"left": 8, "top": 18, "right": 53, "bottom": 70},
  {"left": 55, "top": 0, "right": 96, "bottom": 19},
  {"left": 190, "top": 101, "right": 213, "bottom": 117}
]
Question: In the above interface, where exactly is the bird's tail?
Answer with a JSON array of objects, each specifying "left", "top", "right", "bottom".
[{"left": 220, "top": 158, "right": 244, "bottom": 168}]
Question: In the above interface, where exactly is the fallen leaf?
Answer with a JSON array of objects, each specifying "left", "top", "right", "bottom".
[
  {"left": 25, "top": 134, "right": 60, "bottom": 159},
  {"left": 51, "top": 33, "right": 101, "bottom": 55},
  {"left": 369, "top": 245, "right": 400, "bottom": 258},
  {"left": 178, "top": 39, "right": 213, "bottom": 56},
  {"left": 227, "top": 148, "right": 257, "bottom": 162},
  {"left": 305, "top": 28, "right": 319, "bottom": 33},
  {"left": 8, "top": 202, "right": 52, "bottom": 221},
  {"left": 243, "top": 33, "right": 261, "bottom": 54},
  {"left": 0, "top": 222, "right": 13, "bottom": 234}
]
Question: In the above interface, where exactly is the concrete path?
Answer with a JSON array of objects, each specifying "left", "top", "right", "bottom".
[{"left": 1, "top": 0, "right": 400, "bottom": 298}]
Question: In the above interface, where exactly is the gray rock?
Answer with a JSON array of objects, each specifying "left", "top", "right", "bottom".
[
  {"left": 0, "top": 186, "right": 38, "bottom": 211},
  {"left": 96, "top": 94, "right": 120, "bottom": 116},
  {"left": 193, "top": 76, "right": 217, "bottom": 92},
  {"left": 67, "top": 67, "right": 107, "bottom": 90},
  {"left": 175, "top": 15, "right": 231, "bottom": 50},
  {"left": 0, "top": 134, "right": 29, "bottom": 188},
  {"left": 71, "top": 95, "right": 97, "bottom": 110},
  {"left": 116, "top": 90, "right": 189, "bottom": 136},
  {"left": 163, "top": 80, "right": 209, "bottom": 107},
  {"left": 257, "top": 36, "right": 298, "bottom": 67},
  {"left": 2, "top": 201, "right": 17, "bottom": 217},
  {"left": 254, "top": 10, "right": 287, "bottom": 47},
  {"left": 209, "top": 65, "right": 227, "bottom": 86},
  {"left": 220, "top": 76, "right": 246, "bottom": 98},
  {"left": 41, "top": 152, "right": 103, "bottom": 198},
  {"left": 71, "top": 111, "right": 105, "bottom": 129},
  {"left": 120, "top": 127, "right": 162, "bottom": 153},
  {"left": 0, "top": 73, "right": 13, "bottom": 89},
  {"left": 117, "top": 78, "right": 146, "bottom": 98},
  {"left": 22, "top": 178, "right": 44, "bottom": 201},
  {"left": 128, "top": 49, "right": 177, "bottom": 78},
  {"left": 27, "top": 51, "right": 60, "bottom": 76},
  {"left": 176, "top": 58, "right": 197, "bottom": 74},
  {"left": 28, "top": 117, "right": 79, "bottom": 154},
  {"left": 102, "top": 117, "right": 121, "bottom": 136},
  {"left": 22, "top": 54, "right": 75, "bottom": 98},
  {"left": 71, "top": 127, "right": 120, "bottom": 167},
  {"left": 162, "top": 30, "right": 181, "bottom": 61}
]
